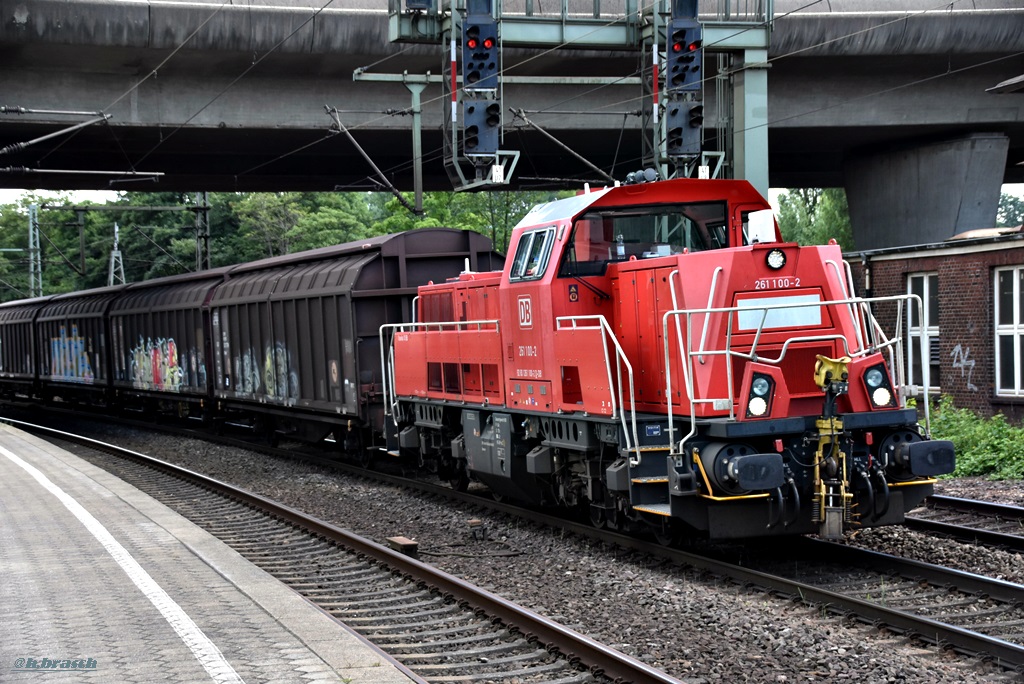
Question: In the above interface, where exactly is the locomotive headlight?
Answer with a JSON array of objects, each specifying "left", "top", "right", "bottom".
[
  {"left": 863, "top": 363, "right": 895, "bottom": 408},
  {"left": 748, "top": 396, "right": 768, "bottom": 417},
  {"left": 746, "top": 373, "right": 774, "bottom": 418},
  {"left": 765, "top": 248, "right": 786, "bottom": 270},
  {"left": 872, "top": 387, "right": 892, "bottom": 407}
]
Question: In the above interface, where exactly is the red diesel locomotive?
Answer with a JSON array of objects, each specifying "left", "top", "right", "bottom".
[{"left": 382, "top": 177, "right": 955, "bottom": 540}]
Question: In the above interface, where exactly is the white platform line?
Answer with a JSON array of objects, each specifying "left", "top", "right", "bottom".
[{"left": 2, "top": 445, "right": 245, "bottom": 684}]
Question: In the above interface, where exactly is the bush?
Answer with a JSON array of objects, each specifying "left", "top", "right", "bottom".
[{"left": 926, "top": 395, "right": 1024, "bottom": 480}]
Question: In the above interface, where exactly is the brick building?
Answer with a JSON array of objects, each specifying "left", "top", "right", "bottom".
[{"left": 847, "top": 227, "right": 1024, "bottom": 421}]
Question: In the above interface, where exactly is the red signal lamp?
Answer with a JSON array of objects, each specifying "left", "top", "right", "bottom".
[
  {"left": 483, "top": 37, "right": 494, "bottom": 49},
  {"left": 467, "top": 38, "right": 478, "bottom": 49}
]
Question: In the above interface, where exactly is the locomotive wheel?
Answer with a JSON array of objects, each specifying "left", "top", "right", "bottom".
[
  {"left": 448, "top": 469, "right": 469, "bottom": 492},
  {"left": 588, "top": 505, "right": 606, "bottom": 529},
  {"left": 651, "top": 519, "right": 683, "bottom": 547},
  {"left": 358, "top": 448, "right": 373, "bottom": 469}
]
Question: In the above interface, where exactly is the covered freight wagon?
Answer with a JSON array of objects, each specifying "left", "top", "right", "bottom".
[
  {"left": 0, "top": 296, "right": 53, "bottom": 397},
  {"left": 35, "top": 287, "right": 128, "bottom": 404},
  {"left": 208, "top": 228, "right": 503, "bottom": 446},
  {"left": 109, "top": 268, "right": 231, "bottom": 418}
]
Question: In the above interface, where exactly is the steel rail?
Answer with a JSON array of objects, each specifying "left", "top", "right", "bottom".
[
  {"left": 4, "top": 417, "right": 684, "bottom": 684},
  {"left": 9, "top": 410, "right": 1024, "bottom": 674},
  {"left": 905, "top": 495, "right": 1024, "bottom": 553}
]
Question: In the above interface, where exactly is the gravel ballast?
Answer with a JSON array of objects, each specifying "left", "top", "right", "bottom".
[{"left": 66, "top": 425, "right": 1022, "bottom": 683}]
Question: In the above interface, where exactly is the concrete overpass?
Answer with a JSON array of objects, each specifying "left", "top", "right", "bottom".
[{"left": 0, "top": 0, "right": 1022, "bottom": 248}]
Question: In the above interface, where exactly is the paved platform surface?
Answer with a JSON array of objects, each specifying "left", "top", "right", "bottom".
[{"left": 0, "top": 422, "right": 420, "bottom": 684}]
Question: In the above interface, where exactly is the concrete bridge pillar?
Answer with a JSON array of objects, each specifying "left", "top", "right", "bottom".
[{"left": 842, "top": 133, "right": 1009, "bottom": 251}]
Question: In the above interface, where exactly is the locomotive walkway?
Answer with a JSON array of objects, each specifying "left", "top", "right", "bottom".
[{"left": 0, "top": 423, "right": 417, "bottom": 684}]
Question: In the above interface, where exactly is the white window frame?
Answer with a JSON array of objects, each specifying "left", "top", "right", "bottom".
[
  {"left": 907, "top": 272, "right": 939, "bottom": 393},
  {"left": 995, "top": 265, "right": 1024, "bottom": 397},
  {"left": 509, "top": 227, "right": 555, "bottom": 282}
]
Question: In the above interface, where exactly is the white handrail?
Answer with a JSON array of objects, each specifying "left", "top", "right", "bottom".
[
  {"left": 379, "top": 318, "right": 501, "bottom": 426},
  {"left": 556, "top": 314, "right": 640, "bottom": 462},
  {"left": 826, "top": 259, "right": 864, "bottom": 352},
  {"left": 663, "top": 292, "right": 927, "bottom": 456},
  {"left": 697, "top": 266, "right": 723, "bottom": 364}
]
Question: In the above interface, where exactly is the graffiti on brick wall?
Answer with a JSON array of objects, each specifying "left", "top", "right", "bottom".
[
  {"left": 129, "top": 337, "right": 205, "bottom": 391},
  {"left": 51, "top": 325, "right": 95, "bottom": 383},
  {"left": 232, "top": 343, "right": 299, "bottom": 400},
  {"left": 950, "top": 344, "right": 978, "bottom": 392}
]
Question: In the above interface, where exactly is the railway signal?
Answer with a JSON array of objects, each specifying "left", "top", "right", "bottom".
[
  {"left": 463, "top": 98, "right": 500, "bottom": 156},
  {"left": 666, "top": 20, "right": 702, "bottom": 94},
  {"left": 462, "top": 17, "right": 498, "bottom": 90},
  {"left": 665, "top": 100, "right": 701, "bottom": 158},
  {"left": 664, "top": 18, "right": 703, "bottom": 160}
]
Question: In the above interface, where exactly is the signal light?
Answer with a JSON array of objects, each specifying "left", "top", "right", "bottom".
[
  {"left": 666, "top": 20, "right": 702, "bottom": 94},
  {"left": 688, "top": 104, "right": 704, "bottom": 128},
  {"left": 465, "top": 124, "right": 480, "bottom": 150},
  {"left": 462, "top": 19, "right": 498, "bottom": 90},
  {"left": 485, "top": 102, "right": 500, "bottom": 127},
  {"left": 463, "top": 98, "right": 499, "bottom": 156},
  {"left": 665, "top": 102, "right": 700, "bottom": 158}
]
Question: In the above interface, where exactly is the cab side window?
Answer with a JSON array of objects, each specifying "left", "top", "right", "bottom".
[{"left": 510, "top": 228, "right": 555, "bottom": 281}]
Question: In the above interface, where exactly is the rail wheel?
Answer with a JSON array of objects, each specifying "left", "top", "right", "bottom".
[
  {"left": 448, "top": 464, "right": 470, "bottom": 492},
  {"left": 650, "top": 518, "right": 683, "bottom": 547}
]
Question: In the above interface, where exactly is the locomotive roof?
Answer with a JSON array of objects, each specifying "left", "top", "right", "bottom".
[{"left": 515, "top": 178, "right": 768, "bottom": 229}]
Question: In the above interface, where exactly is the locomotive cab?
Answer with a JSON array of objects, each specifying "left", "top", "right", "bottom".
[{"left": 383, "top": 178, "right": 954, "bottom": 541}]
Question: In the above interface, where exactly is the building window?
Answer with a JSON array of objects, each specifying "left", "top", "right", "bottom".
[
  {"left": 907, "top": 272, "right": 940, "bottom": 392},
  {"left": 995, "top": 266, "right": 1024, "bottom": 396}
]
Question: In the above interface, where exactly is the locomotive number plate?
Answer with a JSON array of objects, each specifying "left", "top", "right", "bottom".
[{"left": 753, "top": 277, "right": 801, "bottom": 290}]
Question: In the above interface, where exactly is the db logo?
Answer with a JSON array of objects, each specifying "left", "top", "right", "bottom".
[{"left": 518, "top": 295, "right": 533, "bottom": 329}]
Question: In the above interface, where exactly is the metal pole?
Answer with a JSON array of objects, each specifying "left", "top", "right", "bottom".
[
  {"left": 406, "top": 81, "right": 428, "bottom": 214},
  {"left": 195, "top": 191, "right": 210, "bottom": 271},
  {"left": 28, "top": 204, "right": 42, "bottom": 298}
]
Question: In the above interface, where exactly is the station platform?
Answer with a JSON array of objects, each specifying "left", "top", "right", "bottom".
[{"left": 0, "top": 422, "right": 420, "bottom": 684}]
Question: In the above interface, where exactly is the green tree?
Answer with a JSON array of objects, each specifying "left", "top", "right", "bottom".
[
  {"left": 776, "top": 187, "right": 853, "bottom": 251},
  {"left": 997, "top": 192, "right": 1024, "bottom": 227},
  {"left": 290, "top": 192, "right": 380, "bottom": 250},
  {"left": 370, "top": 189, "right": 569, "bottom": 253},
  {"left": 232, "top": 192, "right": 304, "bottom": 259}
]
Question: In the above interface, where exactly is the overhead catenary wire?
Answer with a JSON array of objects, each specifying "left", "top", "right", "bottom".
[
  {"left": 10, "top": 0, "right": 1004, "bottom": 194},
  {"left": 293, "top": 0, "right": 989, "bottom": 192}
]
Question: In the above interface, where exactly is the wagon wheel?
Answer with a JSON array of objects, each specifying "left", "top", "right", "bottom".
[{"left": 447, "top": 461, "right": 470, "bottom": 492}]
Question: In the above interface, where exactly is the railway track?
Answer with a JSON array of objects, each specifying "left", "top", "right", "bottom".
[
  {"left": 730, "top": 538, "right": 1024, "bottom": 670},
  {"left": 12, "top": 414, "right": 1024, "bottom": 677},
  {"left": 8, "top": 418, "right": 681, "bottom": 684},
  {"left": 906, "top": 496, "right": 1024, "bottom": 553}
]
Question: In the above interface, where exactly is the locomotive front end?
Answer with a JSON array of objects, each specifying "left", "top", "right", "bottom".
[{"left": 659, "top": 234, "right": 956, "bottom": 539}]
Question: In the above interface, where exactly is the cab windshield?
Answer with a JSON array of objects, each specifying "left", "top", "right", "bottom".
[{"left": 559, "top": 201, "right": 729, "bottom": 277}]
